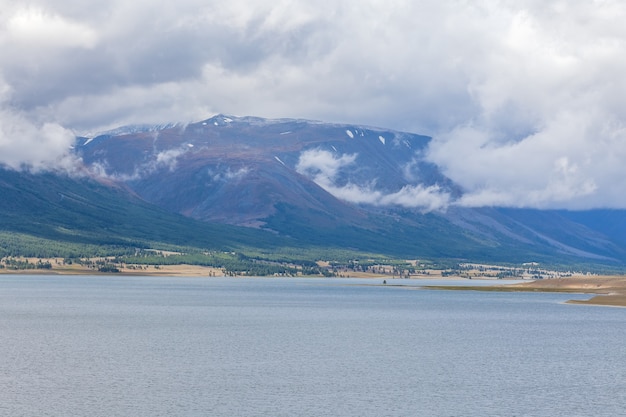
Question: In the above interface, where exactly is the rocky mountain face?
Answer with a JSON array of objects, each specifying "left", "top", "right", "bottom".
[
  {"left": 78, "top": 115, "right": 448, "bottom": 225},
  {"left": 70, "top": 114, "right": 626, "bottom": 265}
]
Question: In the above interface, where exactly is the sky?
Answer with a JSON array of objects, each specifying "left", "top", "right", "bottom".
[{"left": 1, "top": 0, "right": 626, "bottom": 209}]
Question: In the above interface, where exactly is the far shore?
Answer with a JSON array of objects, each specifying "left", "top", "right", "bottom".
[
  {"left": 0, "top": 263, "right": 225, "bottom": 277},
  {"left": 2, "top": 260, "right": 626, "bottom": 307}
]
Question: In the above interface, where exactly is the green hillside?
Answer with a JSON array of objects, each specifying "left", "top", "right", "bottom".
[
  {"left": 0, "top": 168, "right": 289, "bottom": 255},
  {"left": 2, "top": 168, "right": 625, "bottom": 275}
]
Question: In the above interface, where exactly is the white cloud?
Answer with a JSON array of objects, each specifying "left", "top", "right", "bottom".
[
  {"left": 6, "top": 7, "right": 97, "bottom": 48},
  {"left": 296, "top": 148, "right": 357, "bottom": 185},
  {"left": 380, "top": 185, "right": 451, "bottom": 212},
  {"left": 423, "top": 1, "right": 626, "bottom": 209},
  {"left": 0, "top": 117, "right": 77, "bottom": 172},
  {"left": 155, "top": 148, "right": 186, "bottom": 172},
  {"left": 224, "top": 167, "right": 249, "bottom": 181},
  {"left": 0, "top": 102, "right": 78, "bottom": 172},
  {"left": 88, "top": 141, "right": 192, "bottom": 181},
  {"left": 0, "top": 0, "right": 626, "bottom": 209},
  {"left": 209, "top": 166, "right": 250, "bottom": 182},
  {"left": 296, "top": 149, "right": 450, "bottom": 211}
]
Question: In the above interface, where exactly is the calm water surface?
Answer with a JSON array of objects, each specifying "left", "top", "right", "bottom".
[{"left": 0, "top": 275, "right": 624, "bottom": 417}]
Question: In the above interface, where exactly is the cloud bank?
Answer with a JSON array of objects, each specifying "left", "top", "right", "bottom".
[
  {"left": 0, "top": 78, "right": 77, "bottom": 171},
  {"left": 1, "top": 1, "right": 626, "bottom": 208},
  {"left": 425, "top": 2, "right": 626, "bottom": 209},
  {"left": 296, "top": 149, "right": 450, "bottom": 211}
]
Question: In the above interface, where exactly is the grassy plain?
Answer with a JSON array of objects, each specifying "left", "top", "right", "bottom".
[{"left": 0, "top": 257, "right": 224, "bottom": 277}]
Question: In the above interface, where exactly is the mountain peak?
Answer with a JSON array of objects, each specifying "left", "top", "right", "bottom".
[{"left": 66, "top": 114, "right": 626, "bottom": 264}]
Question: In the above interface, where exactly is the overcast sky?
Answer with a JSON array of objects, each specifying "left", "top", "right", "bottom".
[{"left": 1, "top": 0, "right": 626, "bottom": 209}]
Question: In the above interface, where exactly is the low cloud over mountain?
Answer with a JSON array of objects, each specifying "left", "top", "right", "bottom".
[
  {"left": 3, "top": 113, "right": 626, "bottom": 264},
  {"left": 77, "top": 115, "right": 445, "bottom": 223},
  {"left": 296, "top": 148, "right": 450, "bottom": 211},
  {"left": 2, "top": 2, "right": 626, "bottom": 209},
  {"left": 0, "top": 102, "right": 77, "bottom": 172}
]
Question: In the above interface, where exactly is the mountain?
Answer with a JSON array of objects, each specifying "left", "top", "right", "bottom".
[
  {"left": 78, "top": 115, "right": 450, "bottom": 226},
  {"left": 1, "top": 113, "right": 625, "bottom": 268},
  {"left": 0, "top": 167, "right": 293, "bottom": 256},
  {"left": 62, "top": 114, "right": 626, "bottom": 266}
]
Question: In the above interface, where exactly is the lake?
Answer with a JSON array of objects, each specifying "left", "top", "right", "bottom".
[{"left": 1, "top": 275, "right": 624, "bottom": 416}]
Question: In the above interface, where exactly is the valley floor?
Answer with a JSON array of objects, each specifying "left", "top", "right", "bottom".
[{"left": 0, "top": 261, "right": 223, "bottom": 277}]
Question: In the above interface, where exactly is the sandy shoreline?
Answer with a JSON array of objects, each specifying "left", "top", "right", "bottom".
[
  {"left": 508, "top": 276, "right": 626, "bottom": 307},
  {"left": 425, "top": 276, "right": 626, "bottom": 307}
]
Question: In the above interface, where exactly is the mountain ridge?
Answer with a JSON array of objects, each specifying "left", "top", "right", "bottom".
[{"left": 3, "top": 114, "right": 626, "bottom": 268}]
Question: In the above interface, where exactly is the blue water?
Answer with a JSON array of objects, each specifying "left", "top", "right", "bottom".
[{"left": 0, "top": 275, "right": 624, "bottom": 417}]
